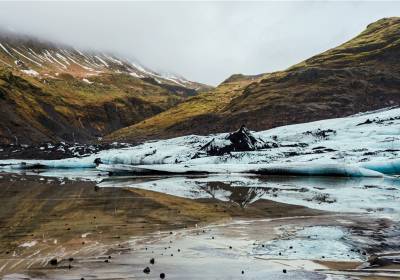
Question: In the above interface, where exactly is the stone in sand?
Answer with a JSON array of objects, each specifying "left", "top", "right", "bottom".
[
  {"left": 150, "top": 258, "right": 155, "bottom": 265},
  {"left": 160, "top": 273, "right": 166, "bottom": 279},
  {"left": 49, "top": 258, "right": 58, "bottom": 266},
  {"left": 143, "top": 267, "right": 151, "bottom": 274}
]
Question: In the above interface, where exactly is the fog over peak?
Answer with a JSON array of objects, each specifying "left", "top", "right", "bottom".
[{"left": 0, "top": 1, "right": 399, "bottom": 85}]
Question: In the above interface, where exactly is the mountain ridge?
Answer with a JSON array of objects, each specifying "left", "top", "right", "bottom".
[
  {"left": 107, "top": 17, "right": 400, "bottom": 142},
  {"left": 0, "top": 29, "right": 211, "bottom": 92},
  {"left": 0, "top": 31, "right": 212, "bottom": 144}
]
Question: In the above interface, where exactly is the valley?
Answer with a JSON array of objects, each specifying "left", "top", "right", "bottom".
[{"left": 0, "top": 14, "right": 400, "bottom": 280}]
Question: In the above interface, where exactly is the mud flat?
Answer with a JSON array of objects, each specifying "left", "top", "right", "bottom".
[{"left": 0, "top": 173, "right": 399, "bottom": 279}]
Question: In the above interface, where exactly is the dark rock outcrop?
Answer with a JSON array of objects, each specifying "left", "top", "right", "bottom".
[{"left": 196, "top": 125, "right": 277, "bottom": 157}]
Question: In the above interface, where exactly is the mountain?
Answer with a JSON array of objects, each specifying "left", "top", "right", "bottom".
[
  {"left": 0, "top": 31, "right": 212, "bottom": 144},
  {"left": 107, "top": 17, "right": 400, "bottom": 143},
  {"left": 107, "top": 73, "right": 262, "bottom": 142}
]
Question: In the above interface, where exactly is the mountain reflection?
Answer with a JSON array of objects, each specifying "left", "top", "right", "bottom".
[{"left": 197, "top": 181, "right": 269, "bottom": 208}]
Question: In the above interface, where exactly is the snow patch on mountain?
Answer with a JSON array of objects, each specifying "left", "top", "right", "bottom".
[
  {"left": 82, "top": 78, "right": 93, "bottom": 84},
  {"left": 0, "top": 42, "right": 14, "bottom": 57},
  {"left": 12, "top": 48, "right": 43, "bottom": 67},
  {"left": 21, "top": 69, "right": 39, "bottom": 76}
]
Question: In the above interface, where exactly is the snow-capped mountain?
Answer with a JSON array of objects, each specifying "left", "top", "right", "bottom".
[
  {"left": 0, "top": 30, "right": 210, "bottom": 91},
  {"left": 0, "top": 31, "right": 214, "bottom": 144}
]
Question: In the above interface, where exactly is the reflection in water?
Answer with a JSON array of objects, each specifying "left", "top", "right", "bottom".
[
  {"left": 99, "top": 174, "right": 400, "bottom": 218},
  {"left": 0, "top": 173, "right": 236, "bottom": 276},
  {"left": 1, "top": 171, "right": 400, "bottom": 279},
  {"left": 7, "top": 168, "right": 400, "bottom": 215},
  {"left": 198, "top": 181, "right": 268, "bottom": 208}
]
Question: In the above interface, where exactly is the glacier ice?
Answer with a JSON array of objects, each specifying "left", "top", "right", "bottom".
[{"left": 2, "top": 107, "right": 400, "bottom": 177}]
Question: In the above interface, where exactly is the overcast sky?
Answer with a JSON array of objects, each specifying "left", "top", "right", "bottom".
[{"left": 0, "top": 1, "right": 399, "bottom": 85}]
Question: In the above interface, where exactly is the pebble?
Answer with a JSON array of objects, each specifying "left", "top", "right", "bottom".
[{"left": 143, "top": 267, "right": 151, "bottom": 274}]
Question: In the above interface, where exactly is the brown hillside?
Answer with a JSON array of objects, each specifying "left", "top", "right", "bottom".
[
  {"left": 108, "top": 17, "right": 400, "bottom": 142},
  {"left": 0, "top": 32, "right": 212, "bottom": 144}
]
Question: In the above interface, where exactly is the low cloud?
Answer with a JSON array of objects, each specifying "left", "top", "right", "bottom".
[{"left": 0, "top": 1, "right": 398, "bottom": 85}]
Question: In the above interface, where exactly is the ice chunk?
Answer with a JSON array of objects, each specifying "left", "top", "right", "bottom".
[
  {"left": 256, "top": 226, "right": 363, "bottom": 261},
  {"left": 0, "top": 158, "right": 96, "bottom": 169},
  {"left": 96, "top": 163, "right": 384, "bottom": 177},
  {"left": 359, "top": 159, "right": 400, "bottom": 175}
]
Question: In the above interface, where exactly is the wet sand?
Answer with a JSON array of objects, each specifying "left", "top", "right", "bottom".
[
  {"left": 8, "top": 213, "right": 399, "bottom": 280},
  {"left": 0, "top": 173, "right": 324, "bottom": 277}
]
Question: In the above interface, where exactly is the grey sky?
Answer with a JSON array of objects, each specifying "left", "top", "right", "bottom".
[{"left": 0, "top": 1, "right": 399, "bottom": 85}]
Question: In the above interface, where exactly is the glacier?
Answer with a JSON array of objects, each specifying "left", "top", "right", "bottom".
[{"left": 2, "top": 107, "right": 400, "bottom": 177}]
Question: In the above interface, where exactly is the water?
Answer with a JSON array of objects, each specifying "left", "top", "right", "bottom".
[
  {"left": 99, "top": 174, "right": 400, "bottom": 218},
  {"left": 1, "top": 170, "right": 400, "bottom": 279}
]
